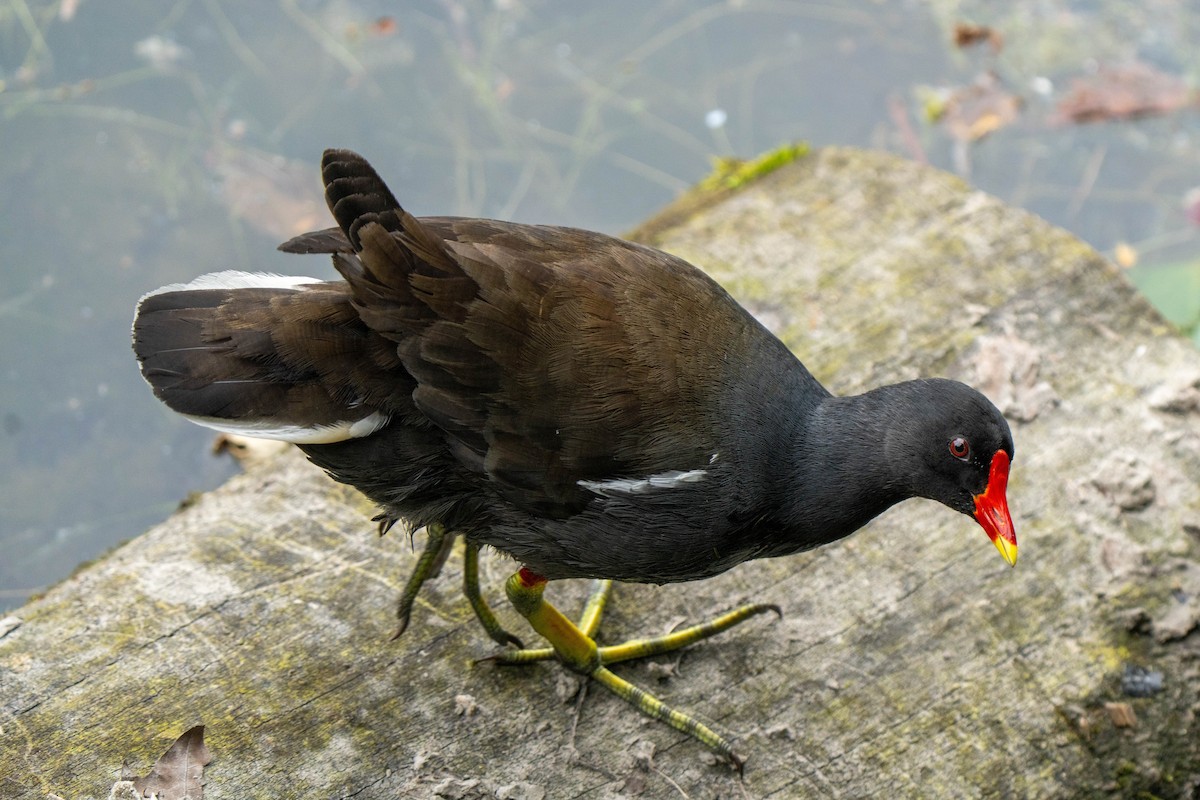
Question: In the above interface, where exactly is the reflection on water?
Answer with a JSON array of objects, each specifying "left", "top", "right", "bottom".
[{"left": 1, "top": 0, "right": 1198, "bottom": 608}]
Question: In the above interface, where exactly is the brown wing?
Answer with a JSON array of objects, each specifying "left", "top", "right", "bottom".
[{"left": 317, "top": 149, "right": 757, "bottom": 516}]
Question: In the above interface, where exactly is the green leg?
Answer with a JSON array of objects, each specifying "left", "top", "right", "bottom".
[
  {"left": 392, "top": 523, "right": 455, "bottom": 640},
  {"left": 591, "top": 667, "right": 744, "bottom": 772},
  {"left": 389, "top": 524, "right": 524, "bottom": 647},
  {"left": 492, "top": 578, "right": 611, "bottom": 665},
  {"left": 598, "top": 602, "right": 780, "bottom": 665},
  {"left": 578, "top": 579, "right": 612, "bottom": 637},
  {"left": 463, "top": 542, "right": 525, "bottom": 648},
  {"left": 491, "top": 577, "right": 778, "bottom": 668},
  {"left": 503, "top": 568, "right": 748, "bottom": 771}
]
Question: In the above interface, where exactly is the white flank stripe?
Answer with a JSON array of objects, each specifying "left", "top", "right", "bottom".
[
  {"left": 579, "top": 468, "right": 708, "bottom": 496},
  {"left": 139, "top": 271, "right": 322, "bottom": 305},
  {"left": 181, "top": 410, "right": 390, "bottom": 444}
]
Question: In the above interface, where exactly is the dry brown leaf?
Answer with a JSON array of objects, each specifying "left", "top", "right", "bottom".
[
  {"left": 953, "top": 22, "right": 1003, "bottom": 53},
  {"left": 1056, "top": 62, "right": 1193, "bottom": 124},
  {"left": 1104, "top": 702, "right": 1138, "bottom": 729},
  {"left": 208, "top": 149, "right": 325, "bottom": 241},
  {"left": 132, "top": 725, "right": 211, "bottom": 800},
  {"left": 941, "top": 72, "right": 1022, "bottom": 142}
]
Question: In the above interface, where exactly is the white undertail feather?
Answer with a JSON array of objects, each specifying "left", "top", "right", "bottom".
[
  {"left": 136, "top": 270, "right": 383, "bottom": 445},
  {"left": 179, "top": 410, "right": 391, "bottom": 444},
  {"left": 137, "top": 271, "right": 322, "bottom": 306}
]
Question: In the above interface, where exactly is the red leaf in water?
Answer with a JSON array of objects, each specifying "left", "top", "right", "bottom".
[
  {"left": 132, "top": 725, "right": 212, "bottom": 799},
  {"left": 369, "top": 16, "right": 398, "bottom": 36}
]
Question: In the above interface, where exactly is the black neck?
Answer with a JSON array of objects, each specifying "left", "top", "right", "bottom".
[{"left": 776, "top": 385, "right": 918, "bottom": 549}]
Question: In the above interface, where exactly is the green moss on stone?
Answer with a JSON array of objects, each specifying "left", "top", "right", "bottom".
[{"left": 698, "top": 142, "right": 810, "bottom": 191}]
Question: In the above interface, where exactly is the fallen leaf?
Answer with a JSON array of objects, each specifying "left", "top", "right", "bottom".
[
  {"left": 369, "top": 16, "right": 398, "bottom": 36},
  {"left": 953, "top": 22, "right": 1003, "bottom": 53},
  {"left": 207, "top": 148, "right": 325, "bottom": 240},
  {"left": 1104, "top": 701, "right": 1138, "bottom": 728},
  {"left": 940, "top": 72, "right": 1022, "bottom": 142},
  {"left": 132, "top": 725, "right": 211, "bottom": 800},
  {"left": 1056, "top": 62, "right": 1192, "bottom": 124},
  {"left": 1113, "top": 241, "right": 1137, "bottom": 268}
]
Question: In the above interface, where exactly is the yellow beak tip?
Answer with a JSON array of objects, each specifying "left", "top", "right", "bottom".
[{"left": 993, "top": 537, "right": 1018, "bottom": 567}]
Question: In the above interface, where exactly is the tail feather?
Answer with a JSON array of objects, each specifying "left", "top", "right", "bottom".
[
  {"left": 277, "top": 226, "right": 351, "bottom": 255},
  {"left": 132, "top": 271, "right": 394, "bottom": 444},
  {"left": 133, "top": 150, "right": 493, "bottom": 455},
  {"left": 321, "top": 149, "right": 405, "bottom": 250},
  {"left": 319, "top": 150, "right": 476, "bottom": 335}
]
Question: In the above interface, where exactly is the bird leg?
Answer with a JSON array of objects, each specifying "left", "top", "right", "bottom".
[
  {"left": 391, "top": 524, "right": 525, "bottom": 648},
  {"left": 501, "top": 568, "right": 776, "bottom": 771},
  {"left": 593, "top": 602, "right": 781, "bottom": 665},
  {"left": 495, "top": 578, "right": 610, "bottom": 665},
  {"left": 463, "top": 541, "right": 525, "bottom": 648},
  {"left": 392, "top": 523, "right": 455, "bottom": 639},
  {"left": 577, "top": 578, "right": 612, "bottom": 637}
]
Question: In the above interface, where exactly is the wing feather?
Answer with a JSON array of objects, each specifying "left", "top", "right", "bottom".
[{"left": 317, "top": 149, "right": 754, "bottom": 516}]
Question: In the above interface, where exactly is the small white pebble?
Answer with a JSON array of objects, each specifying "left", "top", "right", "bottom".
[
  {"left": 453, "top": 693, "right": 478, "bottom": 716},
  {"left": 1030, "top": 76, "right": 1053, "bottom": 96}
]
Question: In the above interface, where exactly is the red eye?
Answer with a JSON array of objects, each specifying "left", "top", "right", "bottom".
[{"left": 949, "top": 436, "right": 970, "bottom": 461}]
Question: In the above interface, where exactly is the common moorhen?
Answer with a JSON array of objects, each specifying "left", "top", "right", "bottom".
[{"left": 133, "top": 149, "right": 1016, "bottom": 769}]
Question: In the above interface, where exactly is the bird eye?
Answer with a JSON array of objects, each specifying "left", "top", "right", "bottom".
[{"left": 949, "top": 436, "right": 970, "bottom": 461}]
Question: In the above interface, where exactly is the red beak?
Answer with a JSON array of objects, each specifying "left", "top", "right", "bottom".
[{"left": 974, "top": 450, "right": 1017, "bottom": 566}]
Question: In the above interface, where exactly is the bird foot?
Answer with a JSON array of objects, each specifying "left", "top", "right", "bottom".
[
  {"left": 497, "top": 569, "right": 776, "bottom": 770},
  {"left": 490, "top": 577, "right": 780, "bottom": 667}
]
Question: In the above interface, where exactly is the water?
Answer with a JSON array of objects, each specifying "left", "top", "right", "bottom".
[{"left": 2, "top": 0, "right": 1198, "bottom": 609}]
